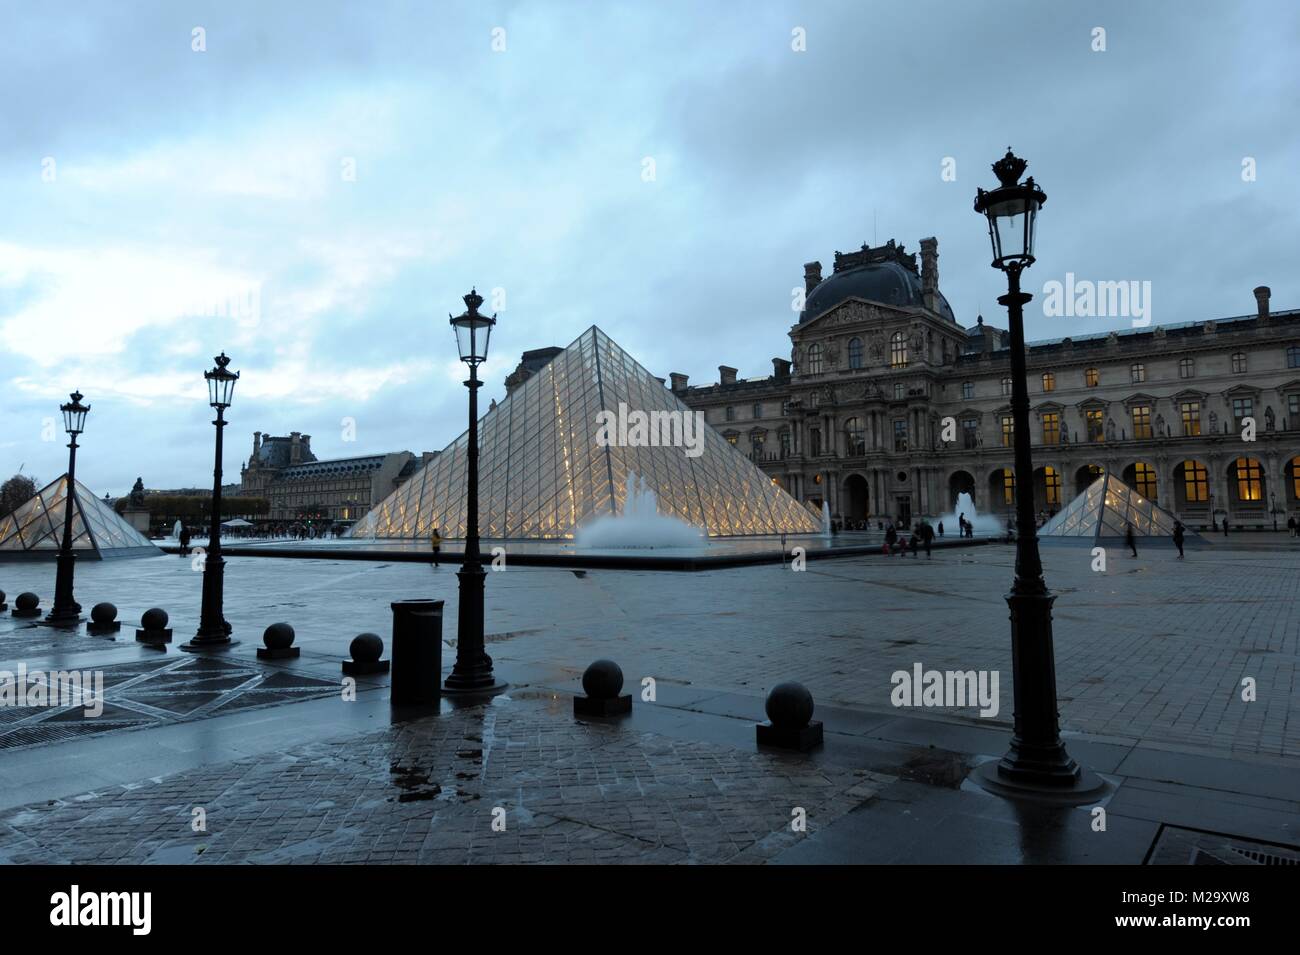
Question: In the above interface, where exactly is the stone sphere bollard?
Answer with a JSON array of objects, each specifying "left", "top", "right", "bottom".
[
  {"left": 765, "top": 681, "right": 815, "bottom": 729},
  {"left": 582, "top": 659, "right": 624, "bottom": 700},
  {"left": 0, "top": 589, "right": 7, "bottom": 610},
  {"left": 13, "top": 592, "right": 41, "bottom": 618},
  {"left": 258, "top": 622, "right": 300, "bottom": 660},
  {"left": 136, "top": 607, "right": 173, "bottom": 646},
  {"left": 87, "top": 602, "right": 121, "bottom": 635},
  {"left": 574, "top": 658, "right": 632, "bottom": 717},
  {"left": 342, "top": 632, "right": 388, "bottom": 675},
  {"left": 757, "top": 681, "right": 823, "bottom": 751}
]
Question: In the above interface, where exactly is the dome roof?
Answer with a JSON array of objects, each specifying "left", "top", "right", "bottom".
[{"left": 801, "top": 244, "right": 957, "bottom": 325}]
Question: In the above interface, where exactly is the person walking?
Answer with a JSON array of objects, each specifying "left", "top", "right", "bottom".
[
  {"left": 884, "top": 523, "right": 897, "bottom": 556},
  {"left": 1222, "top": 516, "right": 1229, "bottom": 538},
  {"left": 937, "top": 520, "right": 944, "bottom": 538},
  {"left": 908, "top": 534, "right": 919, "bottom": 558},
  {"left": 1288, "top": 515, "right": 1296, "bottom": 539},
  {"left": 178, "top": 525, "right": 190, "bottom": 557},
  {"left": 919, "top": 520, "right": 934, "bottom": 559},
  {"left": 430, "top": 527, "right": 442, "bottom": 568},
  {"left": 1125, "top": 521, "right": 1138, "bottom": 558},
  {"left": 1173, "top": 520, "right": 1185, "bottom": 559}
]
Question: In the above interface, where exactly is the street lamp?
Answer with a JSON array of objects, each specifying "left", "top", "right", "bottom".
[
  {"left": 972, "top": 150, "right": 1103, "bottom": 801},
  {"left": 44, "top": 391, "right": 90, "bottom": 626},
  {"left": 445, "top": 289, "right": 505, "bottom": 695},
  {"left": 183, "top": 353, "right": 239, "bottom": 651}
]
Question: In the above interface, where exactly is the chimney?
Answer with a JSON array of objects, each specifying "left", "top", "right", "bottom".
[
  {"left": 1254, "top": 285, "right": 1270, "bottom": 319},
  {"left": 803, "top": 261, "right": 823, "bottom": 295},
  {"left": 669, "top": 372, "right": 689, "bottom": 392},
  {"left": 719, "top": 365, "right": 738, "bottom": 386},
  {"left": 772, "top": 357, "right": 791, "bottom": 379},
  {"left": 290, "top": 431, "right": 302, "bottom": 465},
  {"left": 253, "top": 431, "right": 262, "bottom": 455},
  {"left": 920, "top": 237, "right": 939, "bottom": 312}
]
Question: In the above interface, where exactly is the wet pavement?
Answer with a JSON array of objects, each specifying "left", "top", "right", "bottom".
[{"left": 0, "top": 544, "right": 1297, "bottom": 863}]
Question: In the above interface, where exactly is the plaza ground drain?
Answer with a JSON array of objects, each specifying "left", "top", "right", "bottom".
[{"left": 1145, "top": 825, "right": 1300, "bottom": 865}]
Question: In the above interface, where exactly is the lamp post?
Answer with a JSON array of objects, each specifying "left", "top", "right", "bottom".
[
  {"left": 445, "top": 289, "right": 505, "bottom": 695},
  {"left": 972, "top": 150, "right": 1103, "bottom": 801},
  {"left": 45, "top": 391, "right": 90, "bottom": 627},
  {"left": 183, "top": 353, "right": 239, "bottom": 651}
]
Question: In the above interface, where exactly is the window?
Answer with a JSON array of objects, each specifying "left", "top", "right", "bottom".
[
  {"left": 752, "top": 403, "right": 762, "bottom": 419},
  {"left": 807, "top": 343, "right": 824, "bottom": 375},
  {"left": 781, "top": 400, "right": 791, "bottom": 416},
  {"left": 893, "top": 420, "right": 908, "bottom": 452},
  {"left": 1086, "top": 409, "right": 1104, "bottom": 442},
  {"left": 1130, "top": 363, "right": 1146, "bottom": 384},
  {"left": 1234, "top": 457, "right": 1263, "bottom": 502},
  {"left": 751, "top": 432, "right": 764, "bottom": 455},
  {"left": 809, "top": 428, "right": 821, "bottom": 455},
  {"left": 779, "top": 430, "right": 791, "bottom": 457},
  {"left": 1292, "top": 455, "right": 1300, "bottom": 500},
  {"left": 962, "top": 418, "right": 979, "bottom": 449},
  {"left": 1042, "top": 412, "right": 1060, "bottom": 446},
  {"left": 1132, "top": 463, "right": 1157, "bottom": 500},
  {"left": 1043, "top": 466, "right": 1061, "bottom": 506},
  {"left": 1000, "top": 414, "right": 1014, "bottom": 447},
  {"left": 1085, "top": 367, "right": 1099, "bottom": 387},
  {"left": 962, "top": 381, "right": 974, "bottom": 400},
  {"left": 1288, "top": 345, "right": 1300, "bottom": 369},
  {"left": 893, "top": 382, "right": 905, "bottom": 401},
  {"left": 1290, "top": 394, "right": 1300, "bottom": 423},
  {"left": 1231, "top": 352, "right": 1247, "bottom": 373},
  {"left": 1232, "top": 397, "right": 1254, "bottom": 429},
  {"left": 848, "top": 337, "right": 863, "bottom": 370},
  {"left": 1179, "top": 357, "right": 1194, "bottom": 379},
  {"left": 1131, "top": 404, "right": 1152, "bottom": 439},
  {"left": 725, "top": 406, "right": 735, "bottom": 422},
  {"left": 725, "top": 432, "right": 738, "bottom": 445},
  {"left": 890, "top": 331, "right": 908, "bottom": 368},
  {"left": 999, "top": 469, "right": 1015, "bottom": 505},
  {"left": 1182, "top": 460, "right": 1208, "bottom": 503},
  {"left": 845, "top": 418, "right": 865, "bottom": 455},
  {"left": 1041, "top": 372, "right": 1055, "bottom": 392},
  {"left": 1001, "top": 377, "right": 1012, "bottom": 397},
  {"left": 1180, "top": 401, "right": 1201, "bottom": 436}
]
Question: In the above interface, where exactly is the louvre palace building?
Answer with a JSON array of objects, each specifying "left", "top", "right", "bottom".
[{"left": 674, "top": 237, "right": 1300, "bottom": 530}]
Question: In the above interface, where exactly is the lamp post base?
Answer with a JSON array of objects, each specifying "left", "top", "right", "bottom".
[
  {"left": 970, "top": 758, "right": 1110, "bottom": 806},
  {"left": 41, "top": 608, "right": 82, "bottom": 628},
  {"left": 180, "top": 630, "right": 239, "bottom": 652}
]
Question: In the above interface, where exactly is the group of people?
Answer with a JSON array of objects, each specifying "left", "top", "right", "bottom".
[{"left": 882, "top": 520, "right": 936, "bottom": 559}]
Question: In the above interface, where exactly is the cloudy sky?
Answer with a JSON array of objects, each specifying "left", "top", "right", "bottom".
[{"left": 2, "top": 0, "right": 1296, "bottom": 496}]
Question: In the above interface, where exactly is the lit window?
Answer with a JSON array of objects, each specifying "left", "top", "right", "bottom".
[
  {"left": 1043, "top": 466, "right": 1061, "bottom": 505},
  {"left": 1234, "top": 457, "right": 1263, "bottom": 502},
  {"left": 807, "top": 344, "right": 824, "bottom": 375},
  {"left": 1085, "top": 367, "right": 1099, "bottom": 387},
  {"left": 1231, "top": 352, "right": 1247, "bottom": 373},
  {"left": 1041, "top": 372, "right": 1055, "bottom": 392},
  {"left": 725, "top": 433, "right": 738, "bottom": 445},
  {"left": 1291, "top": 455, "right": 1300, "bottom": 500},
  {"left": 1132, "top": 462, "right": 1157, "bottom": 500},
  {"left": 1001, "top": 377, "right": 1012, "bottom": 396},
  {"left": 1000, "top": 415, "right": 1014, "bottom": 447},
  {"left": 1232, "top": 397, "right": 1254, "bottom": 429},
  {"left": 1086, "top": 409, "right": 1104, "bottom": 442},
  {"left": 893, "top": 420, "right": 908, "bottom": 451},
  {"left": 1179, "top": 357, "right": 1194, "bottom": 379},
  {"left": 962, "top": 381, "right": 974, "bottom": 400},
  {"left": 1131, "top": 404, "right": 1152, "bottom": 439},
  {"left": 1180, "top": 401, "right": 1201, "bottom": 436},
  {"left": 890, "top": 332, "right": 908, "bottom": 369},
  {"left": 1000, "top": 469, "right": 1015, "bottom": 505},
  {"left": 1041, "top": 412, "right": 1060, "bottom": 446},
  {"left": 848, "top": 338, "right": 863, "bottom": 370},
  {"left": 1130, "top": 363, "right": 1146, "bottom": 384}
]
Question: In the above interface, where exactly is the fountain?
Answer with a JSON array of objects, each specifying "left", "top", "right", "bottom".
[
  {"left": 821, "top": 501, "right": 832, "bottom": 537},
  {"left": 172, "top": 520, "right": 183, "bottom": 539},
  {"left": 938, "top": 491, "right": 1003, "bottom": 537},
  {"left": 574, "top": 472, "right": 705, "bottom": 549}
]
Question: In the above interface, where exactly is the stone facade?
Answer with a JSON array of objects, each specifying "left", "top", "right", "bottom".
[
  {"left": 677, "top": 237, "right": 1300, "bottom": 530},
  {"left": 238, "top": 431, "right": 427, "bottom": 523}
]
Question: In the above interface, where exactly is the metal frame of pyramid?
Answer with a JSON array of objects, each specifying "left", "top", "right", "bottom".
[
  {"left": 1038, "top": 473, "right": 1193, "bottom": 543},
  {"left": 0, "top": 475, "right": 161, "bottom": 561},
  {"left": 350, "top": 326, "right": 822, "bottom": 540}
]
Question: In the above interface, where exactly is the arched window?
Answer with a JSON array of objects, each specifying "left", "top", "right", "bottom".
[
  {"left": 890, "top": 331, "right": 908, "bottom": 368},
  {"left": 844, "top": 417, "right": 865, "bottom": 455},
  {"left": 1180, "top": 460, "right": 1208, "bottom": 503},
  {"left": 848, "top": 337, "right": 863, "bottom": 370},
  {"left": 807, "top": 343, "right": 824, "bottom": 375}
]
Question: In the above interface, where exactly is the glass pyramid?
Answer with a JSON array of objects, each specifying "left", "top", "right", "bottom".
[
  {"left": 0, "top": 475, "right": 161, "bottom": 559},
  {"left": 1038, "top": 473, "right": 1180, "bottom": 541},
  {"left": 350, "top": 326, "right": 822, "bottom": 540}
]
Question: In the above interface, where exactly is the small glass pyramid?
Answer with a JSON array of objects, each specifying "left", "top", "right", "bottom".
[
  {"left": 350, "top": 326, "right": 822, "bottom": 540},
  {"left": 0, "top": 475, "right": 160, "bottom": 559},
  {"left": 1039, "top": 473, "right": 1180, "bottom": 541}
]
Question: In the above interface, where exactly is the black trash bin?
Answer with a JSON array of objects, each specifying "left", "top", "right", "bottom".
[{"left": 390, "top": 599, "right": 443, "bottom": 705}]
